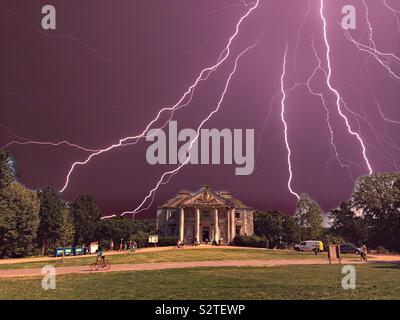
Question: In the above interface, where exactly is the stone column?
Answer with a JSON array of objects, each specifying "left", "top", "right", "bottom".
[
  {"left": 213, "top": 208, "right": 219, "bottom": 242},
  {"left": 165, "top": 210, "right": 170, "bottom": 236},
  {"left": 227, "top": 209, "right": 231, "bottom": 243},
  {"left": 230, "top": 208, "right": 236, "bottom": 243},
  {"left": 195, "top": 207, "right": 200, "bottom": 244},
  {"left": 243, "top": 210, "right": 247, "bottom": 235},
  {"left": 179, "top": 207, "right": 185, "bottom": 242}
]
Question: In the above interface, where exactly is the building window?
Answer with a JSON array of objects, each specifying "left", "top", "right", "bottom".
[
  {"left": 235, "top": 226, "right": 241, "bottom": 236},
  {"left": 235, "top": 212, "right": 240, "bottom": 219},
  {"left": 202, "top": 211, "right": 209, "bottom": 218},
  {"left": 169, "top": 211, "right": 177, "bottom": 220},
  {"left": 169, "top": 227, "right": 176, "bottom": 236}
]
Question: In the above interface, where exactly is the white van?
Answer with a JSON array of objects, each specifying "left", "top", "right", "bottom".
[{"left": 294, "top": 240, "right": 324, "bottom": 252}]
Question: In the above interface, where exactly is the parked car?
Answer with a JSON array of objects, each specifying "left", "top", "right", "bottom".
[
  {"left": 294, "top": 240, "right": 324, "bottom": 252},
  {"left": 340, "top": 243, "right": 361, "bottom": 254}
]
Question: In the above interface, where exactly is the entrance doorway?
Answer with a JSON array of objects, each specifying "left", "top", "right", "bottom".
[{"left": 202, "top": 227, "right": 210, "bottom": 242}]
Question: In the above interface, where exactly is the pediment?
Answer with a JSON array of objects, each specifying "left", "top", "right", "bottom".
[{"left": 181, "top": 188, "right": 228, "bottom": 206}]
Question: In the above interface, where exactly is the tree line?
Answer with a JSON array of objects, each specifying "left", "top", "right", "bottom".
[
  {"left": 243, "top": 172, "right": 400, "bottom": 252},
  {"left": 2, "top": 148, "right": 399, "bottom": 256},
  {"left": 0, "top": 149, "right": 155, "bottom": 258}
]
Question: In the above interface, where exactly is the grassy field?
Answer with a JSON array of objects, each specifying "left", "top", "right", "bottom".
[
  {"left": 0, "top": 248, "right": 334, "bottom": 270},
  {"left": 0, "top": 264, "right": 399, "bottom": 299}
]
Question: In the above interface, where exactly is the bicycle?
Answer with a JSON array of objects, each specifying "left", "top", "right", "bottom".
[{"left": 90, "top": 257, "right": 111, "bottom": 271}]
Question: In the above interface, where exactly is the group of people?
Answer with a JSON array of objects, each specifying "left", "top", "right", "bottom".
[
  {"left": 95, "top": 240, "right": 138, "bottom": 264},
  {"left": 176, "top": 237, "right": 225, "bottom": 248},
  {"left": 108, "top": 239, "right": 137, "bottom": 252}
]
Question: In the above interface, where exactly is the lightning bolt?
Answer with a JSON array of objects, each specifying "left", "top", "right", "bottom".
[
  {"left": 305, "top": 39, "right": 354, "bottom": 176},
  {"left": 343, "top": 1, "right": 400, "bottom": 81},
  {"left": 279, "top": 44, "right": 300, "bottom": 201},
  {"left": 292, "top": 0, "right": 311, "bottom": 74},
  {"left": 320, "top": 0, "right": 373, "bottom": 175},
  {"left": 2, "top": 139, "right": 100, "bottom": 152},
  {"left": 382, "top": 0, "right": 400, "bottom": 33},
  {"left": 121, "top": 42, "right": 259, "bottom": 217},
  {"left": 0, "top": 125, "right": 100, "bottom": 152},
  {"left": 59, "top": 0, "right": 260, "bottom": 193},
  {"left": 6, "top": 0, "right": 400, "bottom": 219},
  {"left": 373, "top": 94, "right": 400, "bottom": 125},
  {"left": 0, "top": 3, "right": 141, "bottom": 67}
]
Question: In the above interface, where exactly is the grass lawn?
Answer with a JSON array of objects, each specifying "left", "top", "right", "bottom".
[
  {"left": 0, "top": 264, "right": 399, "bottom": 299},
  {"left": 0, "top": 248, "right": 335, "bottom": 270}
]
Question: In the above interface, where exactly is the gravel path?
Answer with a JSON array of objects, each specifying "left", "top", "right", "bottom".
[
  {"left": 0, "top": 247, "right": 398, "bottom": 279},
  {"left": 0, "top": 257, "right": 394, "bottom": 279}
]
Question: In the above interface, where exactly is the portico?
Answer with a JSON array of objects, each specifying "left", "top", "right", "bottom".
[
  {"left": 178, "top": 206, "right": 237, "bottom": 243},
  {"left": 157, "top": 185, "right": 254, "bottom": 244}
]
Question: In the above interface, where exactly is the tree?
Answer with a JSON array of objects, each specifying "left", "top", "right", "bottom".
[
  {"left": 295, "top": 194, "right": 324, "bottom": 240},
  {"left": 329, "top": 200, "right": 369, "bottom": 246},
  {"left": 58, "top": 206, "right": 75, "bottom": 247},
  {"left": 96, "top": 217, "right": 156, "bottom": 248},
  {"left": 70, "top": 195, "right": 101, "bottom": 245},
  {"left": 37, "top": 187, "right": 65, "bottom": 255},
  {"left": 254, "top": 210, "right": 300, "bottom": 247},
  {"left": 0, "top": 182, "right": 40, "bottom": 257},
  {"left": 281, "top": 214, "right": 301, "bottom": 244},
  {"left": 0, "top": 150, "right": 16, "bottom": 189},
  {"left": 352, "top": 173, "right": 400, "bottom": 251},
  {"left": 254, "top": 210, "right": 283, "bottom": 247}
]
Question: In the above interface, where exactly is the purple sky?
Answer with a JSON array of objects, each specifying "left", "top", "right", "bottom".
[{"left": 1, "top": 0, "right": 399, "bottom": 218}]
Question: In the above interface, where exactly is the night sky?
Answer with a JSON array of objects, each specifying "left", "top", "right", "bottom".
[{"left": 1, "top": 0, "right": 399, "bottom": 218}]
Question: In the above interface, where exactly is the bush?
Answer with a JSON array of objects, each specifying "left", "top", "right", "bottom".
[
  {"left": 130, "top": 236, "right": 148, "bottom": 248},
  {"left": 233, "top": 235, "right": 268, "bottom": 248},
  {"left": 158, "top": 236, "right": 179, "bottom": 247},
  {"left": 127, "top": 235, "right": 178, "bottom": 248}
]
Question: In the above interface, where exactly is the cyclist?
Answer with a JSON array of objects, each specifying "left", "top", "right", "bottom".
[{"left": 97, "top": 244, "right": 105, "bottom": 264}]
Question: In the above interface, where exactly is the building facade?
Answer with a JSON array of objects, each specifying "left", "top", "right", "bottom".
[{"left": 156, "top": 185, "right": 254, "bottom": 244}]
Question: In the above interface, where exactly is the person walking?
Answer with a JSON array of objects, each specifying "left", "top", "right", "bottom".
[{"left": 360, "top": 244, "right": 368, "bottom": 261}]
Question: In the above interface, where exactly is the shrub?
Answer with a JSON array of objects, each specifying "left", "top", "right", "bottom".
[
  {"left": 233, "top": 235, "right": 268, "bottom": 248},
  {"left": 130, "top": 236, "right": 148, "bottom": 248},
  {"left": 127, "top": 235, "right": 178, "bottom": 248},
  {"left": 158, "top": 236, "right": 179, "bottom": 247}
]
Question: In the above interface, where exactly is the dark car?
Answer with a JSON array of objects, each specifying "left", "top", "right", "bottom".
[{"left": 340, "top": 243, "right": 361, "bottom": 254}]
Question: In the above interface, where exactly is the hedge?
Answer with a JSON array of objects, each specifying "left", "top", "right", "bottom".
[
  {"left": 158, "top": 236, "right": 179, "bottom": 247},
  {"left": 233, "top": 235, "right": 268, "bottom": 248},
  {"left": 128, "top": 236, "right": 178, "bottom": 248}
]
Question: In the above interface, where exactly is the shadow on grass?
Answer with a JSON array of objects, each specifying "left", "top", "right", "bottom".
[{"left": 368, "top": 262, "right": 400, "bottom": 270}]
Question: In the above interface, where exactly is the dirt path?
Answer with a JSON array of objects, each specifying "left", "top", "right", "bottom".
[
  {"left": 0, "top": 245, "right": 262, "bottom": 265},
  {"left": 2, "top": 256, "right": 399, "bottom": 279},
  {"left": 1, "top": 247, "right": 398, "bottom": 279},
  {"left": 0, "top": 259, "right": 330, "bottom": 278},
  {"left": 0, "top": 246, "right": 178, "bottom": 265}
]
